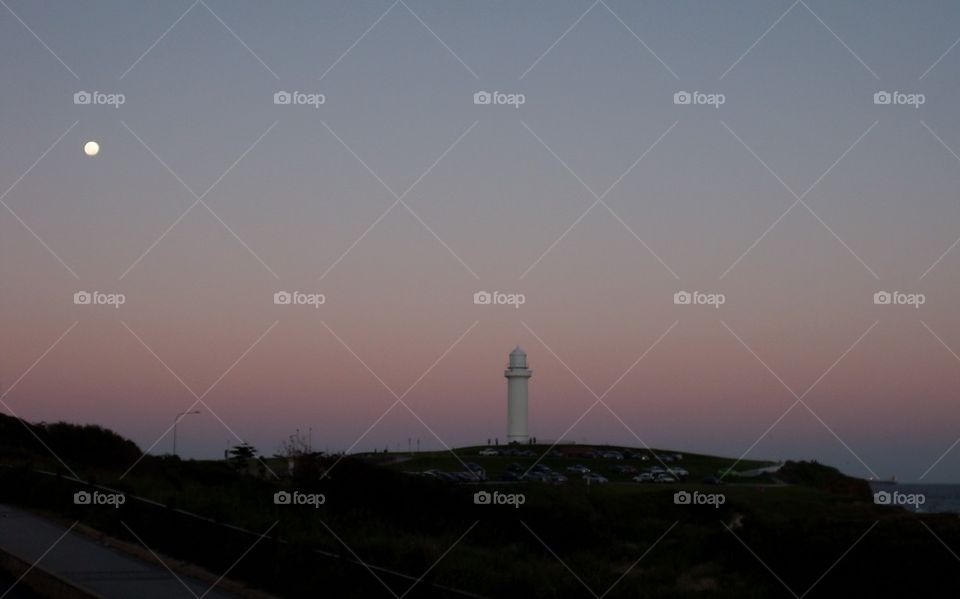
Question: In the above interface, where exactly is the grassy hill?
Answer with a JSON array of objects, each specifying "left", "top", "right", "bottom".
[{"left": 1, "top": 414, "right": 958, "bottom": 598}]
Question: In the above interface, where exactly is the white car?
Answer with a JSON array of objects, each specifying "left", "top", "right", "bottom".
[
  {"left": 566, "top": 464, "right": 591, "bottom": 474},
  {"left": 654, "top": 473, "right": 677, "bottom": 483},
  {"left": 632, "top": 473, "right": 654, "bottom": 483},
  {"left": 478, "top": 448, "right": 499, "bottom": 456},
  {"left": 583, "top": 473, "right": 609, "bottom": 484}
]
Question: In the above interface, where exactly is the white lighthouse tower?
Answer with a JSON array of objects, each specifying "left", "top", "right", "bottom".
[{"left": 505, "top": 346, "right": 532, "bottom": 444}]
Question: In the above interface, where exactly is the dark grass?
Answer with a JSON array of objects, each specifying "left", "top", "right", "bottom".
[{"left": 2, "top": 415, "right": 960, "bottom": 598}]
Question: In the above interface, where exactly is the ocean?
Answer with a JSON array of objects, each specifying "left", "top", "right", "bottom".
[{"left": 869, "top": 482, "right": 960, "bottom": 514}]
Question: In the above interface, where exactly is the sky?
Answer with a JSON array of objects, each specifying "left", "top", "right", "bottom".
[{"left": 2, "top": 0, "right": 960, "bottom": 482}]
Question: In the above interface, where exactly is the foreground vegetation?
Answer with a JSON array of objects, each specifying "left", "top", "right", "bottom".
[{"left": 2, "top": 414, "right": 959, "bottom": 598}]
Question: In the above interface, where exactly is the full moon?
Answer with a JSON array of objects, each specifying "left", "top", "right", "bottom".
[{"left": 83, "top": 141, "right": 100, "bottom": 157}]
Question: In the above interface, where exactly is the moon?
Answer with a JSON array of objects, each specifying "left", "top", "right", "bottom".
[{"left": 83, "top": 141, "right": 100, "bottom": 157}]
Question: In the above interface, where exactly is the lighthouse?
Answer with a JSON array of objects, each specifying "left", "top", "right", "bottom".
[{"left": 505, "top": 346, "right": 532, "bottom": 444}]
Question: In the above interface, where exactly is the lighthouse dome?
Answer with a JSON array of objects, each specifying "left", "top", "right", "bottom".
[{"left": 509, "top": 346, "right": 527, "bottom": 368}]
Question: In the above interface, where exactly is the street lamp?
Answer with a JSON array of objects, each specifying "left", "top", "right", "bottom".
[{"left": 172, "top": 410, "right": 201, "bottom": 457}]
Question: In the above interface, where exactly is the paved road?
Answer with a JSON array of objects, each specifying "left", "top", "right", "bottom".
[{"left": 0, "top": 504, "right": 240, "bottom": 599}]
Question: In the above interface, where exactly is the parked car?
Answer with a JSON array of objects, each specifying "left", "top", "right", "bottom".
[
  {"left": 583, "top": 473, "right": 609, "bottom": 484},
  {"left": 499, "top": 471, "right": 521, "bottom": 482},
  {"left": 702, "top": 475, "right": 723, "bottom": 485},
  {"left": 566, "top": 464, "right": 591, "bottom": 474},
  {"left": 667, "top": 467, "right": 688, "bottom": 479},
  {"left": 530, "top": 464, "right": 552, "bottom": 474},
  {"left": 601, "top": 451, "right": 624, "bottom": 460},
  {"left": 465, "top": 463, "right": 487, "bottom": 481},
  {"left": 545, "top": 472, "right": 568, "bottom": 484},
  {"left": 632, "top": 472, "right": 654, "bottom": 483},
  {"left": 506, "top": 462, "right": 524, "bottom": 473},
  {"left": 654, "top": 473, "right": 677, "bottom": 483},
  {"left": 611, "top": 465, "right": 638, "bottom": 474},
  {"left": 478, "top": 448, "right": 499, "bottom": 456}
]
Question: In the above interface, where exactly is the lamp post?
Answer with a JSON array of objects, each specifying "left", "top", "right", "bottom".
[{"left": 172, "top": 410, "right": 201, "bottom": 457}]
